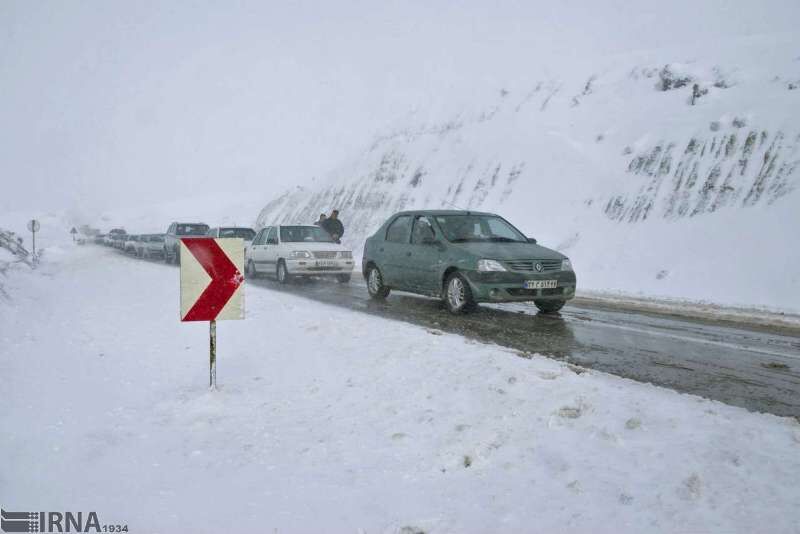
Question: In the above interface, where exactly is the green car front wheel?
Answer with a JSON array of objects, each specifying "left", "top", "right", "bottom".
[{"left": 444, "top": 272, "right": 476, "bottom": 314}]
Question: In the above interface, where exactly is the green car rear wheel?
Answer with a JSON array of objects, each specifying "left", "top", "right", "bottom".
[{"left": 366, "top": 266, "right": 390, "bottom": 300}]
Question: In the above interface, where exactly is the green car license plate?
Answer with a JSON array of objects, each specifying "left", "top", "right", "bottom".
[{"left": 524, "top": 280, "right": 557, "bottom": 289}]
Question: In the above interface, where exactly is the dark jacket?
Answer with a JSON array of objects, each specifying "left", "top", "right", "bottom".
[{"left": 321, "top": 217, "right": 344, "bottom": 238}]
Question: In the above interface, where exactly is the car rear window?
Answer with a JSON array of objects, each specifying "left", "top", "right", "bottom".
[
  {"left": 219, "top": 228, "right": 256, "bottom": 240},
  {"left": 176, "top": 224, "right": 209, "bottom": 236},
  {"left": 386, "top": 216, "right": 412, "bottom": 243}
]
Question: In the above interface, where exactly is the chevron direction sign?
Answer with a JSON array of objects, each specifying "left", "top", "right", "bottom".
[{"left": 180, "top": 238, "right": 245, "bottom": 322}]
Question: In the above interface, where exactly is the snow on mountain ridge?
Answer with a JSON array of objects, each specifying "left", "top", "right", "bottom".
[
  {"left": 607, "top": 123, "right": 799, "bottom": 222},
  {"left": 256, "top": 48, "right": 800, "bottom": 311}
]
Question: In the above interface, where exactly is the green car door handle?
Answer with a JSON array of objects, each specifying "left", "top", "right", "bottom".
[{"left": 406, "top": 251, "right": 412, "bottom": 256}]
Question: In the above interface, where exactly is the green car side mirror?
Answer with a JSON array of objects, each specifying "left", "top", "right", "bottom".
[{"left": 527, "top": 237, "right": 537, "bottom": 244}]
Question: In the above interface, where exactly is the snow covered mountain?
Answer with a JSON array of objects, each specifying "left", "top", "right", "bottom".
[{"left": 256, "top": 37, "right": 800, "bottom": 311}]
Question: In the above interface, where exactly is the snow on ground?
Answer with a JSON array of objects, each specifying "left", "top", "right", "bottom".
[{"left": 2, "top": 242, "right": 800, "bottom": 534}]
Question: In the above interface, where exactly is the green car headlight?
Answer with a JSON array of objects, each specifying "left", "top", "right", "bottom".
[
  {"left": 477, "top": 259, "right": 507, "bottom": 272},
  {"left": 562, "top": 258, "right": 573, "bottom": 271},
  {"left": 290, "top": 250, "right": 313, "bottom": 259}
]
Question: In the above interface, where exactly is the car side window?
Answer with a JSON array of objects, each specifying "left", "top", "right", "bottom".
[
  {"left": 168, "top": 223, "right": 176, "bottom": 234},
  {"left": 266, "top": 227, "right": 278, "bottom": 245},
  {"left": 411, "top": 216, "right": 436, "bottom": 244},
  {"left": 386, "top": 216, "right": 413, "bottom": 243}
]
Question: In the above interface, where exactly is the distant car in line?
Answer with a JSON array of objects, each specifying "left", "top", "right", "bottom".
[
  {"left": 93, "top": 234, "right": 106, "bottom": 245},
  {"left": 362, "top": 210, "right": 577, "bottom": 314},
  {"left": 111, "top": 234, "right": 128, "bottom": 250},
  {"left": 106, "top": 228, "right": 126, "bottom": 246},
  {"left": 206, "top": 226, "right": 256, "bottom": 254},
  {"left": 246, "top": 224, "right": 355, "bottom": 283},
  {"left": 123, "top": 235, "right": 141, "bottom": 254},
  {"left": 136, "top": 234, "right": 165, "bottom": 259},
  {"left": 163, "top": 222, "right": 210, "bottom": 264}
]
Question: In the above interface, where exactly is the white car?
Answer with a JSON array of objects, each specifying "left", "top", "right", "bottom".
[{"left": 246, "top": 224, "right": 354, "bottom": 283}]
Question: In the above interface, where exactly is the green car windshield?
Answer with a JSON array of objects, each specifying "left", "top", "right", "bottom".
[
  {"left": 435, "top": 215, "right": 528, "bottom": 243},
  {"left": 280, "top": 226, "right": 335, "bottom": 243}
]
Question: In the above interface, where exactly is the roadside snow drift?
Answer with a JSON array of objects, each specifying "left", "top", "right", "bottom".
[{"left": 1, "top": 243, "right": 799, "bottom": 533}]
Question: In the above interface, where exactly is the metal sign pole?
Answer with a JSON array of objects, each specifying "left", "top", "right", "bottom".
[
  {"left": 209, "top": 319, "right": 217, "bottom": 390},
  {"left": 27, "top": 219, "right": 39, "bottom": 258}
]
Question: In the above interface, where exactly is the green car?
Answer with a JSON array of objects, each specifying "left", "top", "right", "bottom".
[{"left": 362, "top": 210, "right": 576, "bottom": 314}]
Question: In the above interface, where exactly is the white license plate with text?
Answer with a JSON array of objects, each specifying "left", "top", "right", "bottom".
[
  {"left": 316, "top": 260, "right": 337, "bottom": 267},
  {"left": 524, "top": 280, "right": 558, "bottom": 289}
]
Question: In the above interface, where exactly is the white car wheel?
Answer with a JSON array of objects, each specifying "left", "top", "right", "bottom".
[{"left": 277, "top": 260, "right": 290, "bottom": 284}]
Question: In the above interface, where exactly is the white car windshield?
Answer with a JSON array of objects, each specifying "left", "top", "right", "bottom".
[{"left": 280, "top": 226, "right": 335, "bottom": 243}]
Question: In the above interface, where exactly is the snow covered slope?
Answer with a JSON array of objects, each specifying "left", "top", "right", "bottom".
[
  {"left": 256, "top": 37, "right": 800, "bottom": 311},
  {"left": 2, "top": 242, "right": 800, "bottom": 533}
]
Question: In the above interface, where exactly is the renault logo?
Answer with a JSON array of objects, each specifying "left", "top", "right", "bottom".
[{"left": 534, "top": 262, "right": 543, "bottom": 272}]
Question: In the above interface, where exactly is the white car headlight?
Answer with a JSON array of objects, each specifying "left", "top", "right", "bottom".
[
  {"left": 561, "top": 258, "right": 573, "bottom": 271},
  {"left": 477, "top": 259, "right": 507, "bottom": 272},
  {"left": 290, "top": 250, "right": 312, "bottom": 259}
]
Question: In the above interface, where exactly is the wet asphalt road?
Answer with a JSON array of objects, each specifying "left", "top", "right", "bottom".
[
  {"left": 246, "top": 274, "right": 800, "bottom": 419},
  {"left": 112, "top": 247, "right": 800, "bottom": 418}
]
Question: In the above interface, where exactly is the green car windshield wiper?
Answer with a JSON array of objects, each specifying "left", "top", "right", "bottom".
[{"left": 487, "top": 236, "right": 523, "bottom": 242}]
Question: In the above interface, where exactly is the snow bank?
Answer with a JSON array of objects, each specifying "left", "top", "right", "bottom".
[{"left": 1, "top": 245, "right": 798, "bottom": 533}]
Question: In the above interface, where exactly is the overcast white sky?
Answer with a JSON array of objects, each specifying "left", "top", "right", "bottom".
[{"left": 2, "top": 0, "right": 797, "bottom": 215}]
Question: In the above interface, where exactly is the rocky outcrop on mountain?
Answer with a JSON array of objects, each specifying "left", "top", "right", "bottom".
[
  {"left": 257, "top": 53, "right": 800, "bottom": 265},
  {"left": 605, "top": 125, "right": 799, "bottom": 222}
]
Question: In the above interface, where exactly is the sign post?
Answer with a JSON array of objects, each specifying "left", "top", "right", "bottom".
[
  {"left": 179, "top": 238, "right": 244, "bottom": 389},
  {"left": 70, "top": 227, "right": 78, "bottom": 242},
  {"left": 209, "top": 319, "right": 217, "bottom": 388},
  {"left": 27, "top": 219, "right": 40, "bottom": 257}
]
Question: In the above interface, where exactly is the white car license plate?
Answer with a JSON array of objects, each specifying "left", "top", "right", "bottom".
[
  {"left": 316, "top": 260, "right": 337, "bottom": 267},
  {"left": 524, "top": 280, "right": 558, "bottom": 289}
]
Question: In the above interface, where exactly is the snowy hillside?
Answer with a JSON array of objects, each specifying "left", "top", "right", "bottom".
[{"left": 256, "top": 38, "right": 800, "bottom": 311}]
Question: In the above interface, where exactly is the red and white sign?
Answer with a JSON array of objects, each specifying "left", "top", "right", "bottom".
[{"left": 180, "top": 238, "right": 244, "bottom": 322}]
